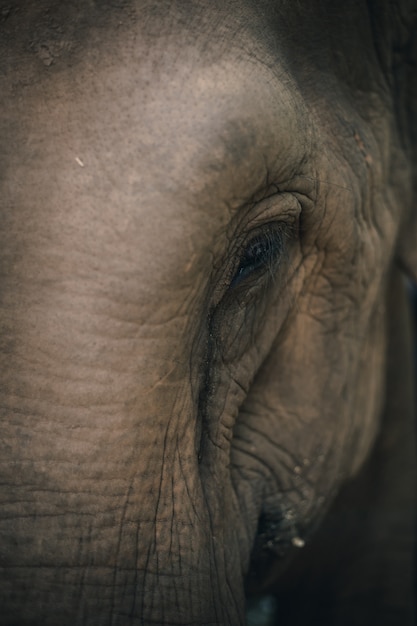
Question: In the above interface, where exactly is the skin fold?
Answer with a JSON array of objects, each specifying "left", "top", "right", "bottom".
[{"left": 0, "top": 1, "right": 416, "bottom": 624}]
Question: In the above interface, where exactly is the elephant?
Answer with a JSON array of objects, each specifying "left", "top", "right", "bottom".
[{"left": 0, "top": 0, "right": 416, "bottom": 624}]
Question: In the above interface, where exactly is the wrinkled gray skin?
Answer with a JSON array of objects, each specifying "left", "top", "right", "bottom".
[{"left": 0, "top": 1, "right": 416, "bottom": 625}]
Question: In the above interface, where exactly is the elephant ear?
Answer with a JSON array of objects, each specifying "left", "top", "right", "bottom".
[
  {"left": 395, "top": 4, "right": 417, "bottom": 285},
  {"left": 397, "top": 22, "right": 417, "bottom": 285},
  {"left": 399, "top": 209, "right": 417, "bottom": 285}
]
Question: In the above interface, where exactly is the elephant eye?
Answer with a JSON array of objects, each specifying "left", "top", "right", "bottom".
[{"left": 230, "top": 225, "right": 287, "bottom": 289}]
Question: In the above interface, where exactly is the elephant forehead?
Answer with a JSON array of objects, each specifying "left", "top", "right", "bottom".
[
  {"left": 2, "top": 0, "right": 315, "bottom": 195},
  {"left": 2, "top": 21, "right": 317, "bottom": 290},
  {"left": 25, "top": 51, "right": 306, "bottom": 189}
]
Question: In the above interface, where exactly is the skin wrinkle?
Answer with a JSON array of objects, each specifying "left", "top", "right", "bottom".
[
  {"left": 110, "top": 480, "right": 135, "bottom": 626},
  {"left": 232, "top": 430, "right": 315, "bottom": 502},
  {"left": 233, "top": 422, "right": 305, "bottom": 471},
  {"left": 237, "top": 344, "right": 344, "bottom": 532}
]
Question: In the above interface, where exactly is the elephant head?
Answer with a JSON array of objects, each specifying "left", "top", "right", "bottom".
[{"left": 0, "top": 1, "right": 416, "bottom": 624}]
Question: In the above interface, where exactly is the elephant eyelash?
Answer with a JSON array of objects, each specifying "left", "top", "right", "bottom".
[{"left": 229, "top": 222, "right": 291, "bottom": 289}]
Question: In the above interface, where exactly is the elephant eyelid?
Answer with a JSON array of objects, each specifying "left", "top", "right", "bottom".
[{"left": 229, "top": 222, "right": 291, "bottom": 289}]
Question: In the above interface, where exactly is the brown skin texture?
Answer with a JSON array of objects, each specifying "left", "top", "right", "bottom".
[
  {"left": 0, "top": 1, "right": 416, "bottom": 625},
  {"left": 260, "top": 267, "right": 417, "bottom": 625}
]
